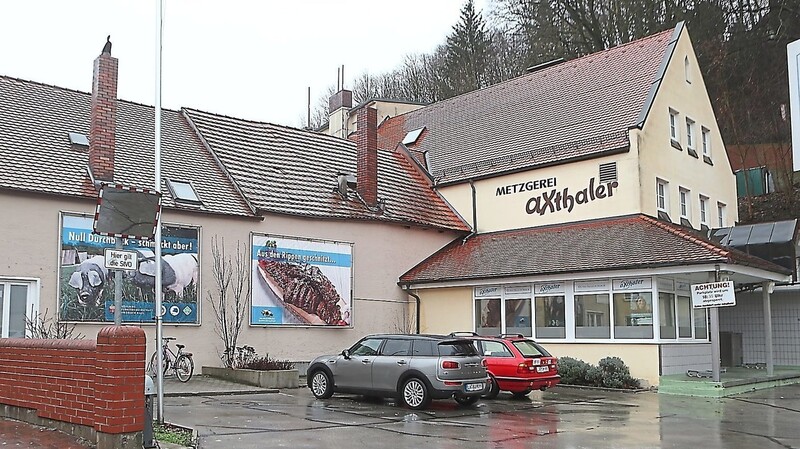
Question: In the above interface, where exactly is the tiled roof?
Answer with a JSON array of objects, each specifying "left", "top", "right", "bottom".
[
  {"left": 0, "top": 76, "right": 254, "bottom": 217},
  {"left": 399, "top": 215, "right": 791, "bottom": 284},
  {"left": 380, "top": 27, "right": 675, "bottom": 184},
  {"left": 182, "top": 108, "right": 470, "bottom": 231}
]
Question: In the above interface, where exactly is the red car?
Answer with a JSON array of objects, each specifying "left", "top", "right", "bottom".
[{"left": 451, "top": 333, "right": 560, "bottom": 399}]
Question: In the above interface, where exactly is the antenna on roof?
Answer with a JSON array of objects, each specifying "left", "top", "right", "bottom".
[
  {"left": 526, "top": 58, "right": 564, "bottom": 73},
  {"left": 307, "top": 86, "right": 311, "bottom": 129},
  {"left": 341, "top": 65, "right": 345, "bottom": 89}
]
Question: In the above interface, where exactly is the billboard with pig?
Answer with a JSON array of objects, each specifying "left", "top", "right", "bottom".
[{"left": 58, "top": 212, "right": 200, "bottom": 323}]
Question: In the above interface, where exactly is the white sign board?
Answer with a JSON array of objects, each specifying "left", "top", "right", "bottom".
[
  {"left": 789, "top": 39, "right": 800, "bottom": 171},
  {"left": 691, "top": 281, "right": 736, "bottom": 308},
  {"left": 104, "top": 248, "right": 139, "bottom": 271}
]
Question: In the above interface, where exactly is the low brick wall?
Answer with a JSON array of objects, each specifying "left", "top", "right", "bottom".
[{"left": 0, "top": 326, "right": 146, "bottom": 449}]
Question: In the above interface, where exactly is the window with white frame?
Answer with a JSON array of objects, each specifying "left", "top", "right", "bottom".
[
  {"left": 701, "top": 127, "right": 711, "bottom": 157},
  {"left": 669, "top": 110, "right": 679, "bottom": 142},
  {"left": 686, "top": 118, "right": 695, "bottom": 151},
  {"left": 0, "top": 280, "right": 38, "bottom": 338},
  {"left": 699, "top": 195, "right": 709, "bottom": 226},
  {"left": 679, "top": 188, "right": 690, "bottom": 219},
  {"left": 717, "top": 202, "right": 726, "bottom": 227},
  {"left": 656, "top": 179, "right": 669, "bottom": 212}
]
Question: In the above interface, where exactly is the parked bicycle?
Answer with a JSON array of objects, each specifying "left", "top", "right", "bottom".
[
  {"left": 148, "top": 336, "right": 194, "bottom": 382},
  {"left": 222, "top": 344, "right": 256, "bottom": 369}
]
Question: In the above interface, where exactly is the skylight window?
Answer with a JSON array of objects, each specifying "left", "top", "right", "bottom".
[
  {"left": 68, "top": 132, "right": 89, "bottom": 146},
  {"left": 402, "top": 128, "right": 425, "bottom": 145},
  {"left": 166, "top": 179, "right": 202, "bottom": 205}
]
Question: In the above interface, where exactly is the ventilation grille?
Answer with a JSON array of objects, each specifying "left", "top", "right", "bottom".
[{"left": 599, "top": 162, "right": 617, "bottom": 183}]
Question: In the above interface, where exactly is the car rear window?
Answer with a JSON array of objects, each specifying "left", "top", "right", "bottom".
[
  {"left": 438, "top": 341, "right": 479, "bottom": 356},
  {"left": 513, "top": 340, "right": 552, "bottom": 357}
]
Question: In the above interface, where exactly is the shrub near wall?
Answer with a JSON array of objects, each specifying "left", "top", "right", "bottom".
[{"left": 0, "top": 326, "right": 146, "bottom": 449}]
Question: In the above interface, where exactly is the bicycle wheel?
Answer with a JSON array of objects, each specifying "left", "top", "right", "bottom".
[
  {"left": 148, "top": 351, "right": 168, "bottom": 378},
  {"left": 175, "top": 354, "right": 194, "bottom": 382}
]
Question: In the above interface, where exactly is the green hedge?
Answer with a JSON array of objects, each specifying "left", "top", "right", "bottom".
[{"left": 558, "top": 356, "right": 640, "bottom": 389}]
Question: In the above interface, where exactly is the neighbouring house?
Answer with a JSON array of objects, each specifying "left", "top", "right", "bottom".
[
  {"left": 380, "top": 23, "right": 792, "bottom": 386},
  {"left": 0, "top": 41, "right": 468, "bottom": 370}
]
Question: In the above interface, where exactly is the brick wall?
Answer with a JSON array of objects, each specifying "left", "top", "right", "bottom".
[{"left": 0, "top": 326, "right": 145, "bottom": 436}]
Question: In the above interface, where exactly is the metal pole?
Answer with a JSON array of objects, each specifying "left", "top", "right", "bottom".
[
  {"left": 763, "top": 281, "right": 774, "bottom": 376},
  {"left": 155, "top": 0, "right": 165, "bottom": 423},
  {"left": 710, "top": 268, "right": 721, "bottom": 382},
  {"left": 114, "top": 239, "right": 123, "bottom": 325}
]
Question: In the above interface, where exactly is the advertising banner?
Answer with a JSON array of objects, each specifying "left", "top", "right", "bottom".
[
  {"left": 59, "top": 213, "right": 200, "bottom": 323},
  {"left": 251, "top": 234, "right": 353, "bottom": 327}
]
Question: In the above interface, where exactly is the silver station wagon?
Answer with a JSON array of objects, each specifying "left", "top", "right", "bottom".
[{"left": 307, "top": 334, "right": 489, "bottom": 410}]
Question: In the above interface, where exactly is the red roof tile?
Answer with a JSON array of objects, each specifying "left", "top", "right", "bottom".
[
  {"left": 399, "top": 214, "right": 790, "bottom": 284},
  {"left": 0, "top": 76, "right": 253, "bottom": 217},
  {"left": 182, "top": 108, "right": 470, "bottom": 231},
  {"left": 380, "top": 28, "right": 676, "bottom": 184}
]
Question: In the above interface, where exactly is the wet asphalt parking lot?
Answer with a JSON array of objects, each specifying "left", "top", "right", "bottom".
[{"left": 163, "top": 383, "right": 800, "bottom": 449}]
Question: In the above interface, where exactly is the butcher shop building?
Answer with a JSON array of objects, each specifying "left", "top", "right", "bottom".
[{"left": 0, "top": 23, "right": 795, "bottom": 388}]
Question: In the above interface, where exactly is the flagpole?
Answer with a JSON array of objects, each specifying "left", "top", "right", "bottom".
[{"left": 154, "top": 0, "right": 165, "bottom": 423}]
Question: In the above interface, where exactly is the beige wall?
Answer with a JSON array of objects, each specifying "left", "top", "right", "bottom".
[
  {"left": 638, "top": 27, "right": 738, "bottom": 226},
  {"left": 438, "top": 151, "right": 641, "bottom": 233},
  {"left": 1, "top": 191, "right": 459, "bottom": 369},
  {"left": 545, "top": 343, "right": 661, "bottom": 387},
  {"left": 416, "top": 286, "right": 473, "bottom": 334},
  {"left": 347, "top": 101, "right": 424, "bottom": 135}
]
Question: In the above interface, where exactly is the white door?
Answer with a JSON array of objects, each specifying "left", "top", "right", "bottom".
[{"left": 0, "top": 280, "right": 38, "bottom": 338}]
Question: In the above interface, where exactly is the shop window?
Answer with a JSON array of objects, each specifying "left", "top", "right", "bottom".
[
  {"left": 535, "top": 295, "right": 565, "bottom": 339},
  {"left": 677, "top": 295, "right": 692, "bottom": 338},
  {"left": 505, "top": 298, "right": 532, "bottom": 337},
  {"left": 694, "top": 307, "right": 709, "bottom": 340},
  {"left": 659, "top": 292, "right": 676, "bottom": 339},
  {"left": 613, "top": 293, "right": 654, "bottom": 339},
  {"left": 575, "top": 294, "right": 610, "bottom": 339},
  {"left": 0, "top": 281, "right": 37, "bottom": 338},
  {"left": 476, "top": 298, "right": 501, "bottom": 336}
]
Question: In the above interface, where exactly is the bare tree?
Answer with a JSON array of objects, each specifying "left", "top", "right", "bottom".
[
  {"left": 207, "top": 236, "right": 251, "bottom": 368},
  {"left": 25, "top": 308, "right": 84, "bottom": 339}
]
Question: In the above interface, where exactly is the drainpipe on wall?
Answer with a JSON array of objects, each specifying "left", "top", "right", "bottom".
[
  {"left": 463, "top": 179, "right": 478, "bottom": 244},
  {"left": 403, "top": 286, "right": 422, "bottom": 334}
]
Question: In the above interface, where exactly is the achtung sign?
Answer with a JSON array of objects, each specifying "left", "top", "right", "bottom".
[{"left": 691, "top": 281, "right": 736, "bottom": 308}]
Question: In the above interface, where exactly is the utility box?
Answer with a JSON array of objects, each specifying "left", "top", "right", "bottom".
[{"left": 144, "top": 374, "right": 156, "bottom": 448}]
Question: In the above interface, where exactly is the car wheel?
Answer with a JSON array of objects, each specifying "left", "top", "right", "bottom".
[
  {"left": 401, "top": 377, "right": 431, "bottom": 410},
  {"left": 310, "top": 370, "right": 334, "bottom": 399},
  {"left": 483, "top": 375, "right": 500, "bottom": 399},
  {"left": 454, "top": 395, "right": 480, "bottom": 406},
  {"left": 511, "top": 390, "right": 531, "bottom": 399}
]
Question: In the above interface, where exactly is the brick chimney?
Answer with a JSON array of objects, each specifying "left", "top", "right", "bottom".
[
  {"left": 89, "top": 37, "right": 118, "bottom": 182},
  {"left": 356, "top": 107, "right": 378, "bottom": 207}
]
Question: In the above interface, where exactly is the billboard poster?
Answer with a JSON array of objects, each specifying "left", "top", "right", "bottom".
[
  {"left": 59, "top": 213, "right": 200, "bottom": 323},
  {"left": 251, "top": 234, "right": 353, "bottom": 327}
]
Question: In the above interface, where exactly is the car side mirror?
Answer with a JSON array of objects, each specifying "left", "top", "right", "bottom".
[{"left": 341, "top": 349, "right": 350, "bottom": 359}]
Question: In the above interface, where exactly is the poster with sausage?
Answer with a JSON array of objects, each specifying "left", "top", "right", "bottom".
[
  {"left": 251, "top": 234, "right": 353, "bottom": 327},
  {"left": 58, "top": 212, "right": 200, "bottom": 323}
]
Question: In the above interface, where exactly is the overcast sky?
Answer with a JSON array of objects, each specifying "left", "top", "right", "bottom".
[{"left": 0, "top": 1, "right": 490, "bottom": 128}]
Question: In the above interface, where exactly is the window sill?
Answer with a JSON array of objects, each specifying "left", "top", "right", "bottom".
[
  {"left": 670, "top": 139, "right": 682, "bottom": 150},
  {"left": 703, "top": 155, "right": 713, "bottom": 165},
  {"left": 687, "top": 147, "right": 698, "bottom": 158}
]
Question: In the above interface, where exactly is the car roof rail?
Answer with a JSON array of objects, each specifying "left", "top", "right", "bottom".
[
  {"left": 497, "top": 333, "right": 525, "bottom": 338},
  {"left": 448, "top": 331, "right": 478, "bottom": 337}
]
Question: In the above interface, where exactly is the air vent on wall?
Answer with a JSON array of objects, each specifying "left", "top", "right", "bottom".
[{"left": 599, "top": 162, "right": 617, "bottom": 183}]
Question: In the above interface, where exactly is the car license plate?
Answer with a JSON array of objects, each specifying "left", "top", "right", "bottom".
[
  {"left": 465, "top": 382, "right": 484, "bottom": 392},
  {"left": 536, "top": 366, "right": 549, "bottom": 373}
]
